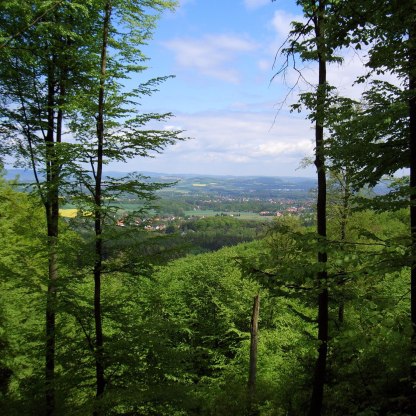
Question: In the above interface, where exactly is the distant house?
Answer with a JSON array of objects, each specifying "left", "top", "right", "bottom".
[
  {"left": 286, "top": 207, "right": 298, "bottom": 213},
  {"left": 259, "top": 211, "right": 274, "bottom": 216}
]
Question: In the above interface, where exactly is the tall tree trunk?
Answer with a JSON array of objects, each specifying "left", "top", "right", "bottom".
[
  {"left": 309, "top": 1, "right": 328, "bottom": 414},
  {"left": 337, "top": 170, "right": 350, "bottom": 325},
  {"left": 93, "top": 2, "right": 111, "bottom": 413},
  {"left": 409, "top": 18, "right": 416, "bottom": 387},
  {"left": 45, "top": 27, "right": 71, "bottom": 413},
  {"left": 248, "top": 294, "right": 260, "bottom": 415},
  {"left": 45, "top": 54, "right": 59, "bottom": 416}
]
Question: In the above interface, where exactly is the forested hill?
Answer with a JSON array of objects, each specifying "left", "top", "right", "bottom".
[
  {"left": 0, "top": 176, "right": 411, "bottom": 415},
  {"left": 5, "top": 168, "right": 317, "bottom": 192},
  {"left": 5, "top": 168, "right": 390, "bottom": 198}
]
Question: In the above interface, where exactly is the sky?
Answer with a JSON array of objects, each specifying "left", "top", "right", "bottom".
[{"left": 111, "top": 0, "right": 372, "bottom": 177}]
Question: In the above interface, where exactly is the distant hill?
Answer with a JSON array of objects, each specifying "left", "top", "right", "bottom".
[
  {"left": 3, "top": 168, "right": 391, "bottom": 196},
  {"left": 4, "top": 168, "right": 316, "bottom": 185},
  {"left": 4, "top": 168, "right": 38, "bottom": 183}
]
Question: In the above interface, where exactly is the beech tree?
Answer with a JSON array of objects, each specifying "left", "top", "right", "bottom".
[
  {"left": 65, "top": 1, "right": 181, "bottom": 412},
  {"left": 0, "top": 1, "right": 180, "bottom": 414},
  {"left": 272, "top": 1, "right": 342, "bottom": 413},
  {"left": 0, "top": 2, "right": 100, "bottom": 414},
  {"left": 323, "top": 1, "right": 416, "bottom": 396}
]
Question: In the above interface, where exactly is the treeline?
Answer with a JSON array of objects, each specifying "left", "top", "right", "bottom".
[
  {"left": 136, "top": 196, "right": 312, "bottom": 218},
  {"left": 176, "top": 216, "right": 267, "bottom": 253},
  {"left": 88, "top": 215, "right": 268, "bottom": 263}
]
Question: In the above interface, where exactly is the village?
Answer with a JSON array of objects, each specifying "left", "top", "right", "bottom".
[{"left": 113, "top": 194, "right": 314, "bottom": 231}]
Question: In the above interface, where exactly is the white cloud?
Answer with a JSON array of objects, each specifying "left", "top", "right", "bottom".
[
  {"left": 163, "top": 124, "right": 183, "bottom": 131},
  {"left": 258, "top": 59, "right": 271, "bottom": 72},
  {"left": 271, "top": 9, "right": 304, "bottom": 41},
  {"left": 272, "top": 46, "right": 401, "bottom": 104},
  {"left": 264, "top": 9, "right": 307, "bottom": 87},
  {"left": 328, "top": 47, "right": 403, "bottom": 99},
  {"left": 244, "top": 0, "right": 270, "bottom": 10},
  {"left": 327, "top": 50, "right": 368, "bottom": 98},
  {"left": 116, "top": 108, "right": 315, "bottom": 176},
  {"left": 269, "top": 10, "right": 401, "bottom": 102},
  {"left": 254, "top": 140, "right": 313, "bottom": 157},
  {"left": 163, "top": 34, "right": 258, "bottom": 83}
]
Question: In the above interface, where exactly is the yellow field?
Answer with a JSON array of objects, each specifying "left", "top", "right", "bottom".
[{"left": 59, "top": 208, "right": 78, "bottom": 218}]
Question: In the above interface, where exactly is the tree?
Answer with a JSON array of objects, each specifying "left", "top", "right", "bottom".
[
  {"left": 0, "top": 1, "right": 181, "bottom": 413},
  {"left": 0, "top": 177, "right": 47, "bottom": 412},
  {"left": 247, "top": 293, "right": 260, "bottom": 415},
  {"left": 0, "top": 3, "right": 101, "bottom": 414},
  {"left": 325, "top": 0, "right": 416, "bottom": 397},
  {"left": 65, "top": 1, "right": 182, "bottom": 412},
  {"left": 272, "top": 1, "right": 342, "bottom": 412}
]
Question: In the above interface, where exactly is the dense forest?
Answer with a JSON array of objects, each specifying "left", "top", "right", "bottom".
[{"left": 0, "top": 0, "right": 416, "bottom": 415}]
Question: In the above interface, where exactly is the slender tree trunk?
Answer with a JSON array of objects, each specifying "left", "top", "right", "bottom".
[
  {"left": 45, "top": 54, "right": 59, "bottom": 416},
  {"left": 45, "top": 29, "right": 71, "bottom": 414},
  {"left": 338, "top": 171, "right": 350, "bottom": 325},
  {"left": 93, "top": 3, "right": 111, "bottom": 413},
  {"left": 409, "top": 19, "right": 416, "bottom": 387},
  {"left": 309, "top": 1, "right": 328, "bottom": 415},
  {"left": 45, "top": 235, "right": 57, "bottom": 416},
  {"left": 248, "top": 294, "right": 260, "bottom": 415}
]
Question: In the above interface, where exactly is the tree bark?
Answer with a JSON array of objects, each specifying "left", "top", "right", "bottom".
[
  {"left": 409, "top": 15, "right": 416, "bottom": 386},
  {"left": 93, "top": 2, "right": 111, "bottom": 413},
  {"left": 338, "top": 170, "right": 350, "bottom": 325},
  {"left": 248, "top": 294, "right": 260, "bottom": 414},
  {"left": 45, "top": 52, "right": 59, "bottom": 416},
  {"left": 309, "top": 1, "right": 328, "bottom": 415}
]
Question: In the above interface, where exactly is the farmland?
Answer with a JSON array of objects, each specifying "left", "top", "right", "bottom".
[{"left": 48, "top": 172, "right": 317, "bottom": 221}]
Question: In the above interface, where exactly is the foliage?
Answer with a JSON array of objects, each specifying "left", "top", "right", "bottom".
[{"left": 2, "top": 1, "right": 416, "bottom": 415}]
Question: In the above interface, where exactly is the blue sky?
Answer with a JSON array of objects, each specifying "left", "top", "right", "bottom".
[{"left": 112, "top": 0, "right": 369, "bottom": 177}]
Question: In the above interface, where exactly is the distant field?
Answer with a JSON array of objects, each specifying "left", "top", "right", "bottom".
[
  {"left": 60, "top": 209, "right": 94, "bottom": 218},
  {"left": 60, "top": 207, "right": 270, "bottom": 221},
  {"left": 185, "top": 210, "right": 272, "bottom": 221},
  {"left": 61, "top": 202, "right": 144, "bottom": 215},
  {"left": 60, "top": 208, "right": 78, "bottom": 218}
]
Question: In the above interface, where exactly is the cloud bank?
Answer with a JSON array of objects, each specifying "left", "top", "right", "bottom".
[
  {"left": 118, "top": 109, "right": 315, "bottom": 177},
  {"left": 163, "top": 34, "right": 258, "bottom": 83}
]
